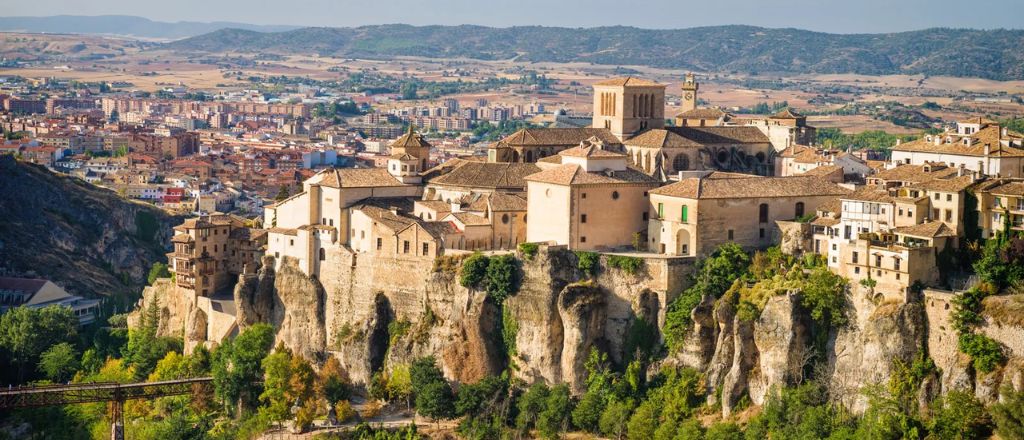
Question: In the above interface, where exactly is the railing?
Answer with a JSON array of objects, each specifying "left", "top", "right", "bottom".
[{"left": 0, "top": 377, "right": 213, "bottom": 409}]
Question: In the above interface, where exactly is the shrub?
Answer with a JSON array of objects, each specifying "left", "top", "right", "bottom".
[
  {"left": 575, "top": 251, "right": 600, "bottom": 277},
  {"left": 991, "top": 387, "right": 1024, "bottom": 440},
  {"left": 518, "top": 242, "right": 539, "bottom": 259},
  {"left": 501, "top": 307, "right": 518, "bottom": 360},
  {"left": 607, "top": 255, "right": 644, "bottom": 276},
  {"left": 958, "top": 333, "right": 1005, "bottom": 373},
  {"left": 485, "top": 254, "right": 518, "bottom": 303},
  {"left": 387, "top": 319, "right": 411, "bottom": 348},
  {"left": 459, "top": 253, "right": 489, "bottom": 288}
]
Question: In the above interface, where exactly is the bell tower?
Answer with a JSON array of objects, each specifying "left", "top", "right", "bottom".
[
  {"left": 592, "top": 77, "right": 665, "bottom": 140},
  {"left": 680, "top": 73, "right": 698, "bottom": 113}
]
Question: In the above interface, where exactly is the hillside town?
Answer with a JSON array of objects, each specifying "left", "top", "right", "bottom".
[{"left": 4, "top": 71, "right": 1024, "bottom": 439}]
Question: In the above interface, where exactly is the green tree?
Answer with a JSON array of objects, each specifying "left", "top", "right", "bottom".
[
  {"left": 664, "top": 244, "right": 750, "bottom": 352},
  {"left": 599, "top": 398, "right": 634, "bottom": 439},
  {"left": 516, "top": 382, "right": 551, "bottom": 435},
  {"left": 705, "top": 422, "right": 743, "bottom": 440},
  {"left": 147, "top": 262, "right": 170, "bottom": 285},
  {"left": 37, "top": 342, "right": 79, "bottom": 382},
  {"left": 0, "top": 305, "right": 77, "bottom": 381},
  {"left": 258, "top": 346, "right": 293, "bottom": 425},
  {"left": 211, "top": 323, "right": 275, "bottom": 413},
  {"left": 991, "top": 387, "right": 1024, "bottom": 440},
  {"left": 459, "top": 253, "right": 489, "bottom": 288},
  {"left": 485, "top": 254, "right": 518, "bottom": 303},
  {"left": 537, "top": 384, "right": 572, "bottom": 439},
  {"left": 410, "top": 356, "right": 454, "bottom": 421},
  {"left": 317, "top": 357, "right": 351, "bottom": 408},
  {"left": 928, "top": 391, "right": 993, "bottom": 440}
]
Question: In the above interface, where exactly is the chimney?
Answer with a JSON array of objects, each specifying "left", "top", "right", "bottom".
[
  {"left": 896, "top": 138, "right": 902, "bottom": 146},
  {"left": 933, "top": 136, "right": 941, "bottom": 146},
  {"left": 1002, "top": 127, "right": 1008, "bottom": 138},
  {"left": 984, "top": 144, "right": 991, "bottom": 156}
]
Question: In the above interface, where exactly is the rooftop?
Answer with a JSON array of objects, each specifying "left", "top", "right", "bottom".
[{"left": 651, "top": 176, "right": 849, "bottom": 199}]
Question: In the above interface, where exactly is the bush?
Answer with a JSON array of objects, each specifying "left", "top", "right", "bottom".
[
  {"left": 460, "top": 253, "right": 489, "bottom": 288},
  {"left": 387, "top": 319, "right": 411, "bottom": 348},
  {"left": 991, "top": 387, "right": 1024, "bottom": 440},
  {"left": 501, "top": 307, "right": 518, "bottom": 359},
  {"left": 607, "top": 255, "right": 644, "bottom": 275},
  {"left": 485, "top": 254, "right": 518, "bottom": 303},
  {"left": 958, "top": 333, "right": 1005, "bottom": 373},
  {"left": 518, "top": 242, "right": 539, "bottom": 259},
  {"left": 928, "top": 391, "right": 993, "bottom": 440},
  {"left": 575, "top": 251, "right": 600, "bottom": 277}
]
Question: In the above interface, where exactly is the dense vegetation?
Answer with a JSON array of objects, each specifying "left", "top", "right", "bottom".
[
  {"left": 168, "top": 25, "right": 1024, "bottom": 80},
  {"left": 816, "top": 128, "right": 920, "bottom": 153}
]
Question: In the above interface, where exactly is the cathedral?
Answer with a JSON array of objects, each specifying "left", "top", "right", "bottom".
[{"left": 487, "top": 73, "right": 816, "bottom": 179}]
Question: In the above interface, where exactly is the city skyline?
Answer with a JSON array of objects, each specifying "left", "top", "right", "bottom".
[{"left": 6, "top": 0, "right": 1024, "bottom": 34}]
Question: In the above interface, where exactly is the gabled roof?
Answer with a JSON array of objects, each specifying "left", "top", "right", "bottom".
[
  {"left": 770, "top": 108, "right": 805, "bottom": 119},
  {"left": 525, "top": 164, "right": 659, "bottom": 186},
  {"left": 627, "top": 126, "right": 770, "bottom": 148},
  {"left": 558, "top": 142, "right": 626, "bottom": 159},
  {"left": 426, "top": 160, "right": 540, "bottom": 190},
  {"left": 651, "top": 176, "right": 849, "bottom": 199},
  {"left": 676, "top": 108, "right": 730, "bottom": 120},
  {"left": 988, "top": 181, "right": 1024, "bottom": 196},
  {"left": 317, "top": 168, "right": 407, "bottom": 188},
  {"left": 894, "top": 221, "right": 957, "bottom": 238},
  {"left": 593, "top": 77, "right": 664, "bottom": 87},
  {"left": 496, "top": 128, "right": 621, "bottom": 148},
  {"left": 892, "top": 125, "right": 1024, "bottom": 158}
]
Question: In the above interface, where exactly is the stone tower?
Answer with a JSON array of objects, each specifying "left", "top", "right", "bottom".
[
  {"left": 591, "top": 77, "right": 666, "bottom": 140},
  {"left": 389, "top": 124, "right": 432, "bottom": 171},
  {"left": 680, "top": 73, "right": 699, "bottom": 113}
]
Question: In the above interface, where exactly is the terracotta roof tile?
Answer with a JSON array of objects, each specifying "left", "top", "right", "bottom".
[{"left": 652, "top": 176, "right": 849, "bottom": 199}]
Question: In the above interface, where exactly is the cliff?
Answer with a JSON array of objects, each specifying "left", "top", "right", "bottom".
[
  {"left": 0, "top": 156, "right": 180, "bottom": 298},
  {"left": 135, "top": 242, "right": 1023, "bottom": 415}
]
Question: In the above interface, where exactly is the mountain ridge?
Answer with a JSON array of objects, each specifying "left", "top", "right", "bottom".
[
  {"left": 0, "top": 14, "right": 300, "bottom": 39},
  {"left": 163, "top": 24, "right": 1024, "bottom": 80}
]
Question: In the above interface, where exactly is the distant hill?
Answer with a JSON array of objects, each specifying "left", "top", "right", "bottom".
[
  {"left": 0, "top": 15, "right": 299, "bottom": 40},
  {"left": 166, "top": 24, "right": 1024, "bottom": 80},
  {"left": 0, "top": 156, "right": 181, "bottom": 299}
]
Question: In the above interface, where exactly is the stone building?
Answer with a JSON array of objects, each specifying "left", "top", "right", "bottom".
[
  {"left": 524, "top": 141, "right": 659, "bottom": 251},
  {"left": 168, "top": 214, "right": 266, "bottom": 297},
  {"left": 623, "top": 126, "right": 775, "bottom": 178},
  {"left": 488, "top": 128, "right": 621, "bottom": 163},
  {"left": 647, "top": 175, "right": 850, "bottom": 257}
]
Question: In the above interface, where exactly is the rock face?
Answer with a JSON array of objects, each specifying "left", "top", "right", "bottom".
[
  {"left": 133, "top": 242, "right": 1024, "bottom": 416},
  {"left": 0, "top": 156, "right": 179, "bottom": 298}
]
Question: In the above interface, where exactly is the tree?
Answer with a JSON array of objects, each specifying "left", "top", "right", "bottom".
[
  {"left": 0, "top": 305, "right": 77, "bottom": 381},
  {"left": 316, "top": 357, "right": 351, "bottom": 408},
  {"left": 991, "top": 387, "right": 1024, "bottom": 440},
  {"left": 537, "top": 384, "right": 572, "bottom": 439},
  {"left": 516, "top": 382, "right": 550, "bottom": 435},
  {"left": 459, "top": 253, "right": 489, "bottom": 288},
  {"left": 147, "top": 262, "right": 170, "bottom": 285},
  {"left": 258, "top": 346, "right": 293, "bottom": 425},
  {"left": 928, "top": 391, "right": 993, "bottom": 440},
  {"left": 212, "top": 323, "right": 275, "bottom": 413},
  {"left": 599, "top": 398, "right": 634, "bottom": 440},
  {"left": 410, "top": 356, "right": 454, "bottom": 422},
  {"left": 37, "top": 342, "right": 79, "bottom": 382}
]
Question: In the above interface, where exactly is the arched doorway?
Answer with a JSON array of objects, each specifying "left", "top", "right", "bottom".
[{"left": 676, "top": 229, "right": 691, "bottom": 256}]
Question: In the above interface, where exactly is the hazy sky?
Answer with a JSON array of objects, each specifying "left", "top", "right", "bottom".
[{"left": 8, "top": 0, "right": 1024, "bottom": 33}]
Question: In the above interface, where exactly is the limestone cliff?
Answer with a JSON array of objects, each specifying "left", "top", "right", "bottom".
[
  {"left": 132, "top": 242, "right": 1023, "bottom": 417},
  {"left": 0, "top": 156, "right": 179, "bottom": 298}
]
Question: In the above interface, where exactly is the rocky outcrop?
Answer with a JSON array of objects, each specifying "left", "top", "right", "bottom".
[
  {"left": 558, "top": 282, "right": 608, "bottom": 394},
  {"left": 0, "top": 156, "right": 180, "bottom": 297},
  {"left": 749, "top": 292, "right": 809, "bottom": 406}
]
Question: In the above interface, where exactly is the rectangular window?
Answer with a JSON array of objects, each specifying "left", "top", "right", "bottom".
[
  {"left": 681, "top": 205, "right": 688, "bottom": 223},
  {"left": 643, "top": 212, "right": 649, "bottom": 221},
  {"left": 759, "top": 228, "right": 765, "bottom": 238},
  {"left": 946, "top": 194, "right": 952, "bottom": 202},
  {"left": 376, "top": 238, "right": 382, "bottom": 250},
  {"left": 403, "top": 241, "right": 410, "bottom": 253},
  {"left": 894, "top": 259, "right": 901, "bottom": 271},
  {"left": 580, "top": 236, "right": 587, "bottom": 243},
  {"left": 876, "top": 255, "right": 882, "bottom": 267},
  {"left": 581, "top": 214, "right": 587, "bottom": 223},
  {"left": 658, "top": 203, "right": 664, "bottom": 218},
  {"left": 728, "top": 229, "right": 734, "bottom": 240},
  {"left": 934, "top": 193, "right": 940, "bottom": 200},
  {"left": 854, "top": 267, "right": 860, "bottom": 274},
  {"left": 581, "top": 193, "right": 587, "bottom": 199},
  {"left": 852, "top": 252, "right": 859, "bottom": 264},
  {"left": 422, "top": 243, "right": 429, "bottom": 255}
]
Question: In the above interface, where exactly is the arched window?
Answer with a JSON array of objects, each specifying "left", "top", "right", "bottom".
[
  {"left": 672, "top": 154, "right": 689, "bottom": 172},
  {"left": 759, "top": 203, "right": 769, "bottom": 223},
  {"left": 795, "top": 202, "right": 805, "bottom": 218},
  {"left": 612, "top": 191, "right": 620, "bottom": 200},
  {"left": 525, "top": 150, "right": 534, "bottom": 162},
  {"left": 501, "top": 213, "right": 510, "bottom": 224},
  {"left": 318, "top": 247, "right": 326, "bottom": 261}
]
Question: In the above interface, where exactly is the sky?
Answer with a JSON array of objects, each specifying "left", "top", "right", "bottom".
[{"left": 7, "top": 0, "right": 1024, "bottom": 33}]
